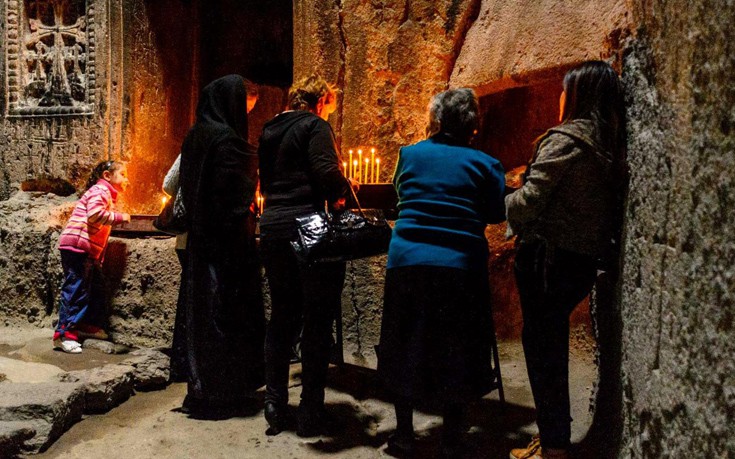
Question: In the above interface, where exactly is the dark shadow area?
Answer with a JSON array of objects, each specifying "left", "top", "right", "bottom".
[
  {"left": 199, "top": 0, "right": 293, "bottom": 87},
  {"left": 577, "top": 269, "right": 624, "bottom": 459},
  {"left": 20, "top": 177, "right": 77, "bottom": 196},
  {"left": 101, "top": 240, "right": 129, "bottom": 328},
  {"left": 476, "top": 77, "right": 564, "bottom": 171},
  {"left": 301, "top": 363, "right": 536, "bottom": 456}
]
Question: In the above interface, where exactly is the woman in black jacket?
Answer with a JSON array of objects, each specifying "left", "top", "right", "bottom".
[{"left": 258, "top": 75, "right": 352, "bottom": 436}]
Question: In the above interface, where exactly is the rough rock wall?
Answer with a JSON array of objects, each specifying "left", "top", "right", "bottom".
[
  {"left": 0, "top": 192, "right": 181, "bottom": 349},
  {"left": 0, "top": 192, "right": 72, "bottom": 326},
  {"left": 450, "top": 0, "right": 630, "bottom": 95},
  {"left": 293, "top": 0, "right": 481, "bottom": 175},
  {"left": 119, "top": 0, "right": 200, "bottom": 214},
  {"left": 619, "top": 0, "right": 735, "bottom": 456}
]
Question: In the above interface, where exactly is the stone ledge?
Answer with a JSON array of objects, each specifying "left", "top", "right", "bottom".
[
  {"left": 0, "top": 421, "right": 36, "bottom": 458},
  {"left": 58, "top": 364, "right": 136, "bottom": 413},
  {"left": 0, "top": 382, "right": 84, "bottom": 453},
  {"left": 121, "top": 348, "right": 171, "bottom": 390}
]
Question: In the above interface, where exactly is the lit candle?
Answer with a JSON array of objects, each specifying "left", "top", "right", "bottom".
[
  {"left": 370, "top": 148, "right": 376, "bottom": 183},
  {"left": 365, "top": 158, "right": 370, "bottom": 184},
  {"left": 348, "top": 150, "right": 353, "bottom": 178},
  {"left": 358, "top": 149, "right": 363, "bottom": 182},
  {"left": 376, "top": 158, "right": 381, "bottom": 183},
  {"left": 161, "top": 195, "right": 168, "bottom": 211},
  {"left": 353, "top": 160, "right": 359, "bottom": 182},
  {"left": 343, "top": 161, "right": 348, "bottom": 176}
]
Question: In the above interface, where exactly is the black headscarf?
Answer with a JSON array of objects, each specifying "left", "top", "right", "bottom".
[
  {"left": 193, "top": 74, "right": 248, "bottom": 141},
  {"left": 179, "top": 75, "right": 254, "bottom": 241}
]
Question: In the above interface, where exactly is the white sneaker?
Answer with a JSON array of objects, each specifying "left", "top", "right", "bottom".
[{"left": 53, "top": 337, "right": 82, "bottom": 354}]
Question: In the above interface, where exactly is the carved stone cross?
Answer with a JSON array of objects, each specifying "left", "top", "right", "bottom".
[{"left": 24, "top": 0, "right": 87, "bottom": 106}]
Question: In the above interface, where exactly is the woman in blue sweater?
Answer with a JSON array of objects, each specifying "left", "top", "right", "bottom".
[{"left": 378, "top": 88, "right": 506, "bottom": 456}]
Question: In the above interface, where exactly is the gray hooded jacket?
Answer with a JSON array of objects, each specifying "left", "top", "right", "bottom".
[{"left": 505, "top": 119, "right": 617, "bottom": 257}]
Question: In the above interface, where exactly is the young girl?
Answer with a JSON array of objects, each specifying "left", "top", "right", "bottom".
[
  {"left": 53, "top": 160, "right": 130, "bottom": 353},
  {"left": 506, "top": 61, "right": 625, "bottom": 459}
]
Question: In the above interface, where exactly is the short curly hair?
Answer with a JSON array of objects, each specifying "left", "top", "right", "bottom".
[{"left": 427, "top": 88, "right": 479, "bottom": 143}]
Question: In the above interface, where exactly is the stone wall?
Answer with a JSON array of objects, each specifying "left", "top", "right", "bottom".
[
  {"left": 0, "top": 192, "right": 180, "bottom": 349},
  {"left": 293, "top": 0, "right": 482, "bottom": 175},
  {"left": 0, "top": 0, "right": 290, "bottom": 214},
  {"left": 0, "top": 0, "right": 120, "bottom": 201},
  {"left": 619, "top": 0, "right": 735, "bottom": 456},
  {"left": 0, "top": 190, "right": 384, "bottom": 354},
  {"left": 450, "top": 0, "right": 630, "bottom": 95}
]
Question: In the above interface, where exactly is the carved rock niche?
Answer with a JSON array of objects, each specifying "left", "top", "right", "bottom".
[{"left": 5, "top": 0, "right": 96, "bottom": 116}]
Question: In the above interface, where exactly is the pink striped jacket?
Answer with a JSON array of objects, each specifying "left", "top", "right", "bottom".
[{"left": 58, "top": 179, "right": 125, "bottom": 260}]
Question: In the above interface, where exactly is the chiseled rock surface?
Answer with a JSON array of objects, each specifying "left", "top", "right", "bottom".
[
  {"left": 450, "top": 0, "right": 630, "bottom": 94},
  {"left": 294, "top": 0, "right": 481, "bottom": 176},
  {"left": 58, "top": 364, "right": 135, "bottom": 413},
  {"left": 0, "top": 192, "right": 74, "bottom": 328},
  {"left": 121, "top": 348, "right": 170, "bottom": 390},
  {"left": 0, "top": 382, "right": 84, "bottom": 453},
  {"left": 619, "top": 1, "right": 735, "bottom": 456},
  {"left": 0, "top": 421, "right": 36, "bottom": 458}
]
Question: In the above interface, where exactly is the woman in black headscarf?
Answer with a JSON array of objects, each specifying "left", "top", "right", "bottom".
[{"left": 178, "top": 74, "right": 265, "bottom": 417}]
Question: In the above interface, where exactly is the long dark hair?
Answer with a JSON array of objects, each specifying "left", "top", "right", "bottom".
[
  {"left": 83, "top": 160, "right": 121, "bottom": 194},
  {"left": 561, "top": 60, "right": 625, "bottom": 157}
]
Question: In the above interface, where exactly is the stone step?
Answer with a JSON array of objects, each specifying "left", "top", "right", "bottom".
[
  {"left": 59, "top": 364, "right": 135, "bottom": 413},
  {"left": 0, "top": 356, "right": 64, "bottom": 384},
  {"left": 0, "top": 382, "right": 84, "bottom": 453},
  {"left": 0, "top": 421, "right": 36, "bottom": 458},
  {"left": 122, "top": 348, "right": 170, "bottom": 390}
]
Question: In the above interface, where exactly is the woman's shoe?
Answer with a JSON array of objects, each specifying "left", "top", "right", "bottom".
[
  {"left": 52, "top": 337, "right": 82, "bottom": 354},
  {"left": 264, "top": 401, "right": 288, "bottom": 435},
  {"left": 509, "top": 435, "right": 570, "bottom": 459},
  {"left": 510, "top": 435, "right": 541, "bottom": 459}
]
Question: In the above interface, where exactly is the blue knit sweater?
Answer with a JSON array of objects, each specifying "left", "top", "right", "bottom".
[{"left": 387, "top": 138, "right": 506, "bottom": 271}]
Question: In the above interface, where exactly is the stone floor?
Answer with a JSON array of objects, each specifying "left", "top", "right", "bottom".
[{"left": 1, "top": 325, "right": 600, "bottom": 458}]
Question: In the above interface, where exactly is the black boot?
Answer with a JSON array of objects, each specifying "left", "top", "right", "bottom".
[{"left": 264, "top": 401, "right": 288, "bottom": 435}]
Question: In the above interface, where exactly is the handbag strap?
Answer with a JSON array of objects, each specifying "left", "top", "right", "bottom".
[
  {"left": 346, "top": 178, "right": 366, "bottom": 217},
  {"left": 322, "top": 177, "right": 366, "bottom": 221}
]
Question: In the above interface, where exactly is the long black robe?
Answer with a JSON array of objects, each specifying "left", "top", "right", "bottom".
[{"left": 178, "top": 75, "right": 265, "bottom": 404}]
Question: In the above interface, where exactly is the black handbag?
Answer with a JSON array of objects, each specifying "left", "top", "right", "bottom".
[
  {"left": 153, "top": 187, "right": 187, "bottom": 235},
  {"left": 291, "top": 186, "right": 392, "bottom": 264}
]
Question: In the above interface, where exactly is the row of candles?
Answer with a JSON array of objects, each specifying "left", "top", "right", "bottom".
[
  {"left": 162, "top": 147, "right": 383, "bottom": 216},
  {"left": 344, "top": 148, "right": 381, "bottom": 184}
]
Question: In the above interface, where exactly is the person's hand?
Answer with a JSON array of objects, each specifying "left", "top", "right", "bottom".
[
  {"left": 121, "top": 213, "right": 131, "bottom": 223},
  {"left": 331, "top": 198, "right": 346, "bottom": 211},
  {"left": 348, "top": 177, "right": 360, "bottom": 192}
]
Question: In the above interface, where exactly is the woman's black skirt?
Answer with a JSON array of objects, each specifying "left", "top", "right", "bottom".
[{"left": 377, "top": 265, "right": 496, "bottom": 404}]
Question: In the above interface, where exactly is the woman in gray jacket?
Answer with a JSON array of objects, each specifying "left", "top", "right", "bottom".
[{"left": 506, "top": 61, "right": 625, "bottom": 459}]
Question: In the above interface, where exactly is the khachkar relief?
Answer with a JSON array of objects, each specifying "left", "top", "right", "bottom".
[{"left": 5, "top": 0, "right": 96, "bottom": 116}]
